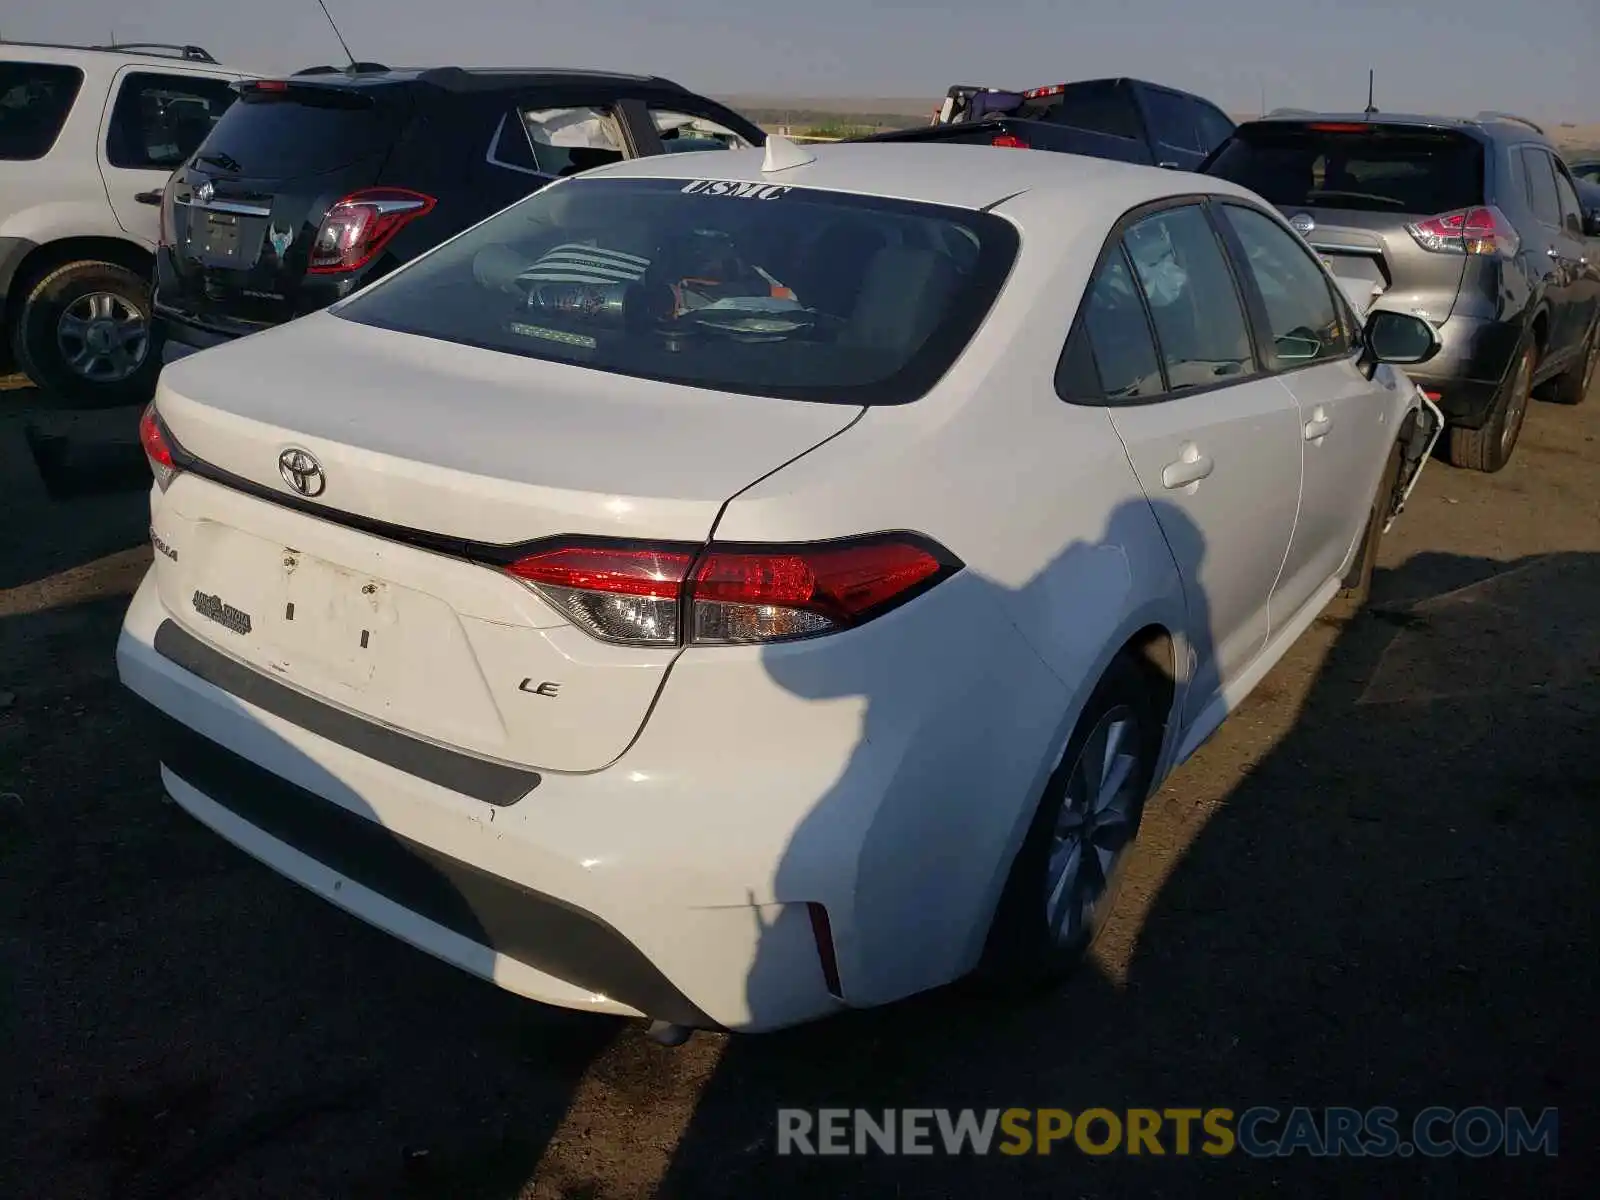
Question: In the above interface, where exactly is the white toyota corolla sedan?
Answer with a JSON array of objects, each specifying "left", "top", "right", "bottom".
[{"left": 119, "top": 138, "right": 1443, "bottom": 1035}]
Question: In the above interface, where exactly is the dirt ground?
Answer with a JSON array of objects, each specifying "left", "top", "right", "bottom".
[{"left": 1, "top": 366, "right": 1596, "bottom": 1199}]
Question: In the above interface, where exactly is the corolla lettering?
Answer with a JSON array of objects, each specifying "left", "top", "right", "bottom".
[{"left": 680, "top": 179, "right": 791, "bottom": 200}]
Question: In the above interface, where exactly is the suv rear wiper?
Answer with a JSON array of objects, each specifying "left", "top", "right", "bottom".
[{"left": 193, "top": 151, "right": 243, "bottom": 173}]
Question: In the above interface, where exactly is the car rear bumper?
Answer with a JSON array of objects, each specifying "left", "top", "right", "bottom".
[
  {"left": 116, "top": 561, "right": 1068, "bottom": 1031},
  {"left": 1404, "top": 313, "right": 1522, "bottom": 428},
  {"left": 154, "top": 306, "right": 270, "bottom": 364}
]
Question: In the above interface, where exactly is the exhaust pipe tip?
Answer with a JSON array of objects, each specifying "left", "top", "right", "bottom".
[{"left": 646, "top": 1019, "right": 693, "bottom": 1047}]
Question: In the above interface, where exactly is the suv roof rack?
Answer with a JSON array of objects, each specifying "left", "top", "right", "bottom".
[
  {"left": 89, "top": 42, "right": 219, "bottom": 63},
  {"left": 1475, "top": 110, "right": 1545, "bottom": 136}
]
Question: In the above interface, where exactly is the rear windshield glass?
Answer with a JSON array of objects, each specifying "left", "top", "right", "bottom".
[
  {"left": 1016, "top": 83, "right": 1141, "bottom": 140},
  {"left": 0, "top": 62, "right": 84, "bottom": 161},
  {"left": 1208, "top": 124, "right": 1484, "bottom": 215},
  {"left": 195, "top": 87, "right": 403, "bottom": 176},
  {"left": 335, "top": 175, "right": 1020, "bottom": 405}
]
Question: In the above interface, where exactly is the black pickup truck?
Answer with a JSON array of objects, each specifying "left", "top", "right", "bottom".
[{"left": 858, "top": 77, "right": 1236, "bottom": 171}]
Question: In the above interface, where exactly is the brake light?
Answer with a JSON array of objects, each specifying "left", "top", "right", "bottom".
[
  {"left": 251, "top": 80, "right": 290, "bottom": 92},
  {"left": 138, "top": 403, "right": 178, "bottom": 491},
  {"left": 991, "top": 134, "right": 1030, "bottom": 149},
  {"left": 505, "top": 534, "right": 960, "bottom": 647},
  {"left": 1024, "top": 84, "right": 1067, "bottom": 99},
  {"left": 308, "top": 188, "right": 436, "bottom": 273},
  {"left": 1405, "top": 205, "right": 1518, "bottom": 257},
  {"left": 1307, "top": 122, "right": 1369, "bottom": 132}
]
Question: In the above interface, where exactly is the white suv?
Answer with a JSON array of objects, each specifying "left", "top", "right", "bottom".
[{"left": 0, "top": 41, "right": 252, "bottom": 403}]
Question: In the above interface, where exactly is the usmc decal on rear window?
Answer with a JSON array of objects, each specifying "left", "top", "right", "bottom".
[{"left": 680, "top": 180, "right": 792, "bottom": 200}]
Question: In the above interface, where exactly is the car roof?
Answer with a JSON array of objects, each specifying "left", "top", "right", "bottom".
[
  {"left": 273, "top": 65, "right": 687, "bottom": 95},
  {"left": 1239, "top": 111, "right": 1552, "bottom": 145},
  {"left": 0, "top": 40, "right": 239, "bottom": 71},
  {"left": 576, "top": 140, "right": 1267, "bottom": 214}
]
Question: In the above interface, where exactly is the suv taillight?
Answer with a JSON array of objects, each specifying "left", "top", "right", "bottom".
[
  {"left": 308, "top": 187, "right": 436, "bottom": 274},
  {"left": 139, "top": 403, "right": 179, "bottom": 491},
  {"left": 991, "top": 134, "right": 1030, "bottom": 149},
  {"left": 505, "top": 535, "right": 961, "bottom": 647},
  {"left": 1405, "top": 205, "right": 1519, "bottom": 257}
]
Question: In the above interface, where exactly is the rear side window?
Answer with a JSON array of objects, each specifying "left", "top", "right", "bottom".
[
  {"left": 522, "top": 106, "right": 625, "bottom": 176},
  {"left": 0, "top": 61, "right": 83, "bottom": 161},
  {"left": 1058, "top": 250, "right": 1165, "bottom": 402},
  {"left": 1194, "top": 104, "right": 1235, "bottom": 153},
  {"left": 1143, "top": 90, "right": 1200, "bottom": 154},
  {"left": 198, "top": 86, "right": 402, "bottom": 176},
  {"left": 1552, "top": 167, "right": 1583, "bottom": 236},
  {"left": 1122, "top": 206, "right": 1254, "bottom": 389},
  {"left": 1221, "top": 204, "right": 1349, "bottom": 367},
  {"left": 106, "top": 72, "right": 238, "bottom": 170},
  {"left": 1018, "top": 81, "right": 1141, "bottom": 140},
  {"left": 1520, "top": 148, "right": 1562, "bottom": 226},
  {"left": 1208, "top": 124, "right": 1485, "bottom": 215},
  {"left": 335, "top": 176, "right": 1019, "bottom": 405}
]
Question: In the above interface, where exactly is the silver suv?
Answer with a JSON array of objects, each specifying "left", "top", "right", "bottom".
[
  {"left": 0, "top": 41, "right": 252, "bottom": 403},
  {"left": 1206, "top": 112, "right": 1600, "bottom": 472}
]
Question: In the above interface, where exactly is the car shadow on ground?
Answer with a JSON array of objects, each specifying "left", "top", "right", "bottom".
[
  {"left": 3, "top": 498, "right": 1595, "bottom": 1195},
  {"left": 646, "top": 547, "right": 1599, "bottom": 1196}
]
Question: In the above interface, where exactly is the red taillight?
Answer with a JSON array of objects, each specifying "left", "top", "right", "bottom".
[
  {"left": 991, "top": 134, "right": 1029, "bottom": 149},
  {"left": 1405, "top": 205, "right": 1518, "bottom": 257},
  {"left": 251, "top": 80, "right": 290, "bottom": 92},
  {"left": 504, "top": 535, "right": 959, "bottom": 647},
  {"left": 1023, "top": 84, "right": 1067, "bottom": 99},
  {"left": 1307, "top": 122, "right": 1369, "bottom": 132},
  {"left": 308, "top": 187, "right": 436, "bottom": 274},
  {"left": 138, "top": 403, "right": 178, "bottom": 491}
]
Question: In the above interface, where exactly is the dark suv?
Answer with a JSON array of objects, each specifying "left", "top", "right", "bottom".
[
  {"left": 153, "top": 66, "right": 764, "bottom": 364},
  {"left": 1204, "top": 113, "right": 1600, "bottom": 472}
]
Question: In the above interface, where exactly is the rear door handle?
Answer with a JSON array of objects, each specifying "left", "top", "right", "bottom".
[
  {"left": 1161, "top": 446, "right": 1214, "bottom": 489},
  {"left": 134, "top": 189, "right": 163, "bottom": 206},
  {"left": 1304, "top": 407, "right": 1333, "bottom": 440}
]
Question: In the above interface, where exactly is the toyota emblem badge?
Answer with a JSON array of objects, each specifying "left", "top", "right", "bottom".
[{"left": 278, "top": 448, "right": 326, "bottom": 497}]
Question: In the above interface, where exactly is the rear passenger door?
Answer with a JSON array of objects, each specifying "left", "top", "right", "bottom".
[
  {"left": 1064, "top": 201, "right": 1303, "bottom": 719},
  {"left": 1216, "top": 201, "right": 1396, "bottom": 627},
  {"left": 1518, "top": 146, "right": 1581, "bottom": 356},
  {"left": 98, "top": 68, "right": 240, "bottom": 245},
  {"left": 1551, "top": 161, "right": 1599, "bottom": 358}
]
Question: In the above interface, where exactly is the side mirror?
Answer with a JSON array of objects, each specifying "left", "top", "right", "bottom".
[
  {"left": 1362, "top": 309, "right": 1441, "bottom": 367},
  {"left": 1584, "top": 209, "right": 1600, "bottom": 239}
]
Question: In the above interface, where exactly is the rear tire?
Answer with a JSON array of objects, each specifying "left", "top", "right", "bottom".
[
  {"left": 1545, "top": 323, "right": 1597, "bottom": 406},
  {"left": 981, "top": 652, "right": 1162, "bottom": 989},
  {"left": 1325, "top": 440, "right": 1404, "bottom": 622},
  {"left": 10, "top": 260, "right": 158, "bottom": 407},
  {"left": 1445, "top": 337, "right": 1534, "bottom": 473}
]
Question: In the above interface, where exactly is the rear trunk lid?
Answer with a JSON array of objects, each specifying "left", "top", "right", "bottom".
[
  {"left": 1205, "top": 120, "right": 1486, "bottom": 321},
  {"left": 163, "top": 80, "right": 410, "bottom": 328},
  {"left": 150, "top": 314, "right": 862, "bottom": 772}
]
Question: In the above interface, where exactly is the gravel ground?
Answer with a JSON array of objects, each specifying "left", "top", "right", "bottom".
[{"left": 1, "top": 369, "right": 1596, "bottom": 1198}]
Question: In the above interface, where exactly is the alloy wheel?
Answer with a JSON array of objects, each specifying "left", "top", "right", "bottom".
[
  {"left": 56, "top": 292, "right": 150, "bottom": 383},
  {"left": 1044, "top": 704, "right": 1144, "bottom": 947}
]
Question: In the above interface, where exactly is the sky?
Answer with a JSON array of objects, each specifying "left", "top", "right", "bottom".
[{"left": 7, "top": 0, "right": 1598, "bottom": 120}]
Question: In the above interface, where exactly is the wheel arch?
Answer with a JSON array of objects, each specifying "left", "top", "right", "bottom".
[{"left": 5, "top": 236, "right": 154, "bottom": 323}]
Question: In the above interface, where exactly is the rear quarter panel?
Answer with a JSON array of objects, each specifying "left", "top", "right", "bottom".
[{"left": 711, "top": 190, "right": 1191, "bottom": 990}]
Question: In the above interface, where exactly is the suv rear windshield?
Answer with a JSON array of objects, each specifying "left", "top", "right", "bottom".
[
  {"left": 196, "top": 85, "right": 404, "bottom": 176},
  {"left": 1207, "top": 123, "right": 1485, "bottom": 215},
  {"left": 0, "top": 62, "right": 84, "bottom": 161},
  {"left": 335, "top": 176, "right": 1020, "bottom": 405}
]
